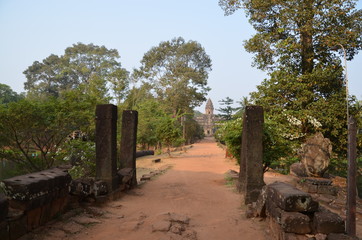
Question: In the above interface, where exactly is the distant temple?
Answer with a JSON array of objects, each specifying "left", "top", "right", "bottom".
[{"left": 195, "top": 99, "right": 221, "bottom": 137}]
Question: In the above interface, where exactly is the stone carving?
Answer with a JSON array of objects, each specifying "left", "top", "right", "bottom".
[{"left": 300, "top": 132, "right": 332, "bottom": 177}]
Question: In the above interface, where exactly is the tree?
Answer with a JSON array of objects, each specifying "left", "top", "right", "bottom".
[
  {"left": 217, "top": 97, "right": 239, "bottom": 120},
  {"left": 0, "top": 84, "right": 23, "bottom": 104},
  {"left": 219, "top": 0, "right": 362, "bottom": 156},
  {"left": 219, "top": 0, "right": 362, "bottom": 74},
  {"left": 24, "top": 43, "right": 129, "bottom": 102},
  {"left": 0, "top": 91, "right": 98, "bottom": 173},
  {"left": 133, "top": 37, "right": 212, "bottom": 114}
]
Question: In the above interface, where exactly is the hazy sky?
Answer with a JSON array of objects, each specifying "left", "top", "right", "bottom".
[{"left": 0, "top": 0, "right": 361, "bottom": 113}]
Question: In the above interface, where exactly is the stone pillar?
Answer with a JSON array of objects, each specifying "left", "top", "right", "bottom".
[
  {"left": 95, "top": 104, "right": 118, "bottom": 191},
  {"left": 119, "top": 110, "right": 138, "bottom": 186},
  {"left": 238, "top": 106, "right": 265, "bottom": 204}
]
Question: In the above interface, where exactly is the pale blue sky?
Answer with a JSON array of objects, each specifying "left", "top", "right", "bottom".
[{"left": 0, "top": 0, "right": 361, "bottom": 113}]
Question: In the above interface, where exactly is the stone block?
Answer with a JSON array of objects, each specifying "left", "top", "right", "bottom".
[
  {"left": 317, "top": 185, "right": 337, "bottom": 196},
  {"left": 119, "top": 110, "right": 138, "bottom": 187},
  {"left": 117, "top": 168, "right": 134, "bottom": 184},
  {"left": 27, "top": 207, "right": 42, "bottom": 231},
  {"left": 95, "top": 104, "right": 118, "bottom": 192},
  {"left": 0, "top": 221, "right": 9, "bottom": 240},
  {"left": 39, "top": 202, "right": 52, "bottom": 226},
  {"left": 313, "top": 211, "right": 345, "bottom": 234},
  {"left": 267, "top": 182, "right": 318, "bottom": 212},
  {"left": 327, "top": 233, "right": 359, "bottom": 240},
  {"left": 280, "top": 211, "right": 311, "bottom": 234},
  {"left": 239, "top": 106, "right": 265, "bottom": 204},
  {"left": 266, "top": 200, "right": 283, "bottom": 222},
  {"left": 8, "top": 212, "right": 26, "bottom": 240},
  {"left": 290, "top": 163, "right": 308, "bottom": 177},
  {"left": 299, "top": 182, "right": 318, "bottom": 194},
  {"left": 94, "top": 181, "right": 108, "bottom": 196},
  {"left": 0, "top": 194, "right": 9, "bottom": 222},
  {"left": 1, "top": 168, "right": 71, "bottom": 203},
  {"left": 136, "top": 150, "right": 154, "bottom": 158}
]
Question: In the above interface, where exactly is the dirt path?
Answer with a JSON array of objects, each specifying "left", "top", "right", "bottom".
[{"left": 32, "top": 138, "right": 266, "bottom": 240}]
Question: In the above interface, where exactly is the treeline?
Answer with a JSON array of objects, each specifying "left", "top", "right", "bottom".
[{"left": 0, "top": 37, "right": 211, "bottom": 178}]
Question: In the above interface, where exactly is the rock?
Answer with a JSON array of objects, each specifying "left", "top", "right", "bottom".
[
  {"left": 170, "top": 223, "right": 184, "bottom": 235},
  {"left": 255, "top": 185, "right": 267, "bottom": 217},
  {"left": 280, "top": 211, "right": 311, "bottom": 234},
  {"left": 140, "top": 175, "right": 151, "bottom": 181},
  {"left": 169, "top": 213, "right": 190, "bottom": 224},
  {"left": 290, "top": 163, "right": 308, "bottom": 177},
  {"left": 313, "top": 211, "right": 345, "bottom": 234},
  {"left": 300, "top": 132, "right": 332, "bottom": 177},
  {"left": 152, "top": 220, "right": 171, "bottom": 232},
  {"left": 266, "top": 182, "right": 319, "bottom": 212}
]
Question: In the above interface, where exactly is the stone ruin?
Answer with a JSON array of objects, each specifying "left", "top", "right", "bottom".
[
  {"left": 291, "top": 132, "right": 332, "bottom": 178},
  {"left": 238, "top": 108, "right": 355, "bottom": 239},
  {"left": 248, "top": 182, "right": 356, "bottom": 240},
  {"left": 0, "top": 104, "right": 139, "bottom": 240}
]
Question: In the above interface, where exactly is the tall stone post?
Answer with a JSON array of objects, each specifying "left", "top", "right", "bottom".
[
  {"left": 119, "top": 110, "right": 138, "bottom": 187},
  {"left": 238, "top": 106, "right": 265, "bottom": 204},
  {"left": 95, "top": 104, "right": 118, "bottom": 192}
]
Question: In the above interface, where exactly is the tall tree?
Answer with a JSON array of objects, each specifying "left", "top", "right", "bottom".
[
  {"left": 217, "top": 97, "right": 239, "bottom": 120},
  {"left": 24, "top": 43, "right": 129, "bottom": 102},
  {"left": 133, "top": 37, "right": 212, "bottom": 114},
  {"left": 219, "top": 0, "right": 362, "bottom": 155}
]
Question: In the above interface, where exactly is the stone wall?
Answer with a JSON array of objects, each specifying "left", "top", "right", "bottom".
[
  {"left": 0, "top": 168, "right": 71, "bottom": 240},
  {"left": 248, "top": 182, "right": 357, "bottom": 240}
]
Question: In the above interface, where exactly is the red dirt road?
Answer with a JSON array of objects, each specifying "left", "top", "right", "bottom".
[{"left": 69, "top": 138, "right": 266, "bottom": 240}]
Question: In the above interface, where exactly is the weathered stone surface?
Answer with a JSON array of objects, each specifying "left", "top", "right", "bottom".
[
  {"left": 169, "top": 213, "right": 190, "bottom": 224},
  {"left": 140, "top": 175, "right": 151, "bottom": 181},
  {"left": 266, "top": 200, "right": 283, "bottom": 221},
  {"left": 152, "top": 220, "right": 171, "bottom": 232},
  {"left": 304, "top": 177, "right": 332, "bottom": 186},
  {"left": 27, "top": 207, "right": 42, "bottom": 231},
  {"left": 300, "top": 132, "right": 332, "bottom": 177},
  {"left": 0, "top": 194, "right": 9, "bottom": 221},
  {"left": 1, "top": 168, "right": 71, "bottom": 202},
  {"left": 280, "top": 211, "right": 311, "bottom": 234},
  {"left": 135, "top": 150, "right": 154, "bottom": 158},
  {"left": 313, "top": 211, "right": 345, "bottom": 234},
  {"left": 117, "top": 168, "right": 134, "bottom": 185},
  {"left": 255, "top": 185, "right": 267, "bottom": 217},
  {"left": 119, "top": 110, "right": 138, "bottom": 187},
  {"left": 0, "top": 221, "right": 9, "bottom": 240},
  {"left": 8, "top": 212, "right": 26, "bottom": 240},
  {"left": 290, "top": 163, "right": 308, "bottom": 178},
  {"left": 70, "top": 178, "right": 108, "bottom": 197},
  {"left": 267, "top": 182, "right": 318, "bottom": 212},
  {"left": 317, "top": 185, "right": 337, "bottom": 196},
  {"left": 327, "top": 233, "right": 359, "bottom": 240},
  {"left": 238, "top": 106, "right": 265, "bottom": 204},
  {"left": 95, "top": 104, "right": 118, "bottom": 192}
]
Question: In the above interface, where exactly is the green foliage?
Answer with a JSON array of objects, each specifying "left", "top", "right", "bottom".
[
  {"left": 23, "top": 42, "right": 129, "bottom": 102},
  {"left": 217, "top": 97, "right": 239, "bottom": 121},
  {"left": 216, "top": 115, "right": 301, "bottom": 172},
  {"left": 133, "top": 37, "right": 212, "bottom": 114},
  {"left": 55, "top": 140, "right": 96, "bottom": 179},
  {"left": 156, "top": 114, "right": 184, "bottom": 155},
  {"left": 0, "top": 84, "right": 23, "bottom": 104},
  {"left": 0, "top": 91, "right": 97, "bottom": 172}
]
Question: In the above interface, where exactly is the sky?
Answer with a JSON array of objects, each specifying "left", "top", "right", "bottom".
[{"left": 0, "top": 0, "right": 361, "bottom": 114}]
